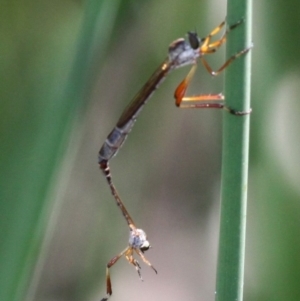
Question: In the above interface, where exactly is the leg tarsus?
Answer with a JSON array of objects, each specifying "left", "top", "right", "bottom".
[
  {"left": 125, "top": 250, "right": 144, "bottom": 281},
  {"left": 177, "top": 98, "right": 252, "bottom": 116},
  {"left": 201, "top": 44, "right": 253, "bottom": 77},
  {"left": 224, "top": 106, "right": 252, "bottom": 116},
  {"left": 133, "top": 258, "right": 143, "bottom": 281},
  {"left": 135, "top": 249, "right": 158, "bottom": 274},
  {"left": 227, "top": 18, "right": 244, "bottom": 31}
]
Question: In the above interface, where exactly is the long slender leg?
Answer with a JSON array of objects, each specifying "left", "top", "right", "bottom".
[
  {"left": 201, "top": 45, "right": 253, "bottom": 76},
  {"left": 174, "top": 47, "right": 252, "bottom": 115},
  {"left": 201, "top": 21, "right": 225, "bottom": 49},
  {"left": 125, "top": 249, "right": 144, "bottom": 280},
  {"left": 201, "top": 19, "right": 244, "bottom": 53},
  {"left": 174, "top": 64, "right": 197, "bottom": 106},
  {"left": 101, "top": 247, "right": 129, "bottom": 301},
  {"left": 174, "top": 64, "right": 225, "bottom": 109},
  {"left": 135, "top": 249, "right": 158, "bottom": 274}
]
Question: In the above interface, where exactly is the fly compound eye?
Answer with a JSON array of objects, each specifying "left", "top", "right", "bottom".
[
  {"left": 188, "top": 31, "right": 200, "bottom": 49},
  {"left": 140, "top": 241, "right": 150, "bottom": 252}
]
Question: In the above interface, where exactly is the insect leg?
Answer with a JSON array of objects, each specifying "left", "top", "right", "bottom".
[
  {"left": 100, "top": 247, "right": 129, "bottom": 301},
  {"left": 135, "top": 248, "right": 158, "bottom": 274},
  {"left": 174, "top": 65, "right": 224, "bottom": 110},
  {"left": 201, "top": 45, "right": 252, "bottom": 77}
]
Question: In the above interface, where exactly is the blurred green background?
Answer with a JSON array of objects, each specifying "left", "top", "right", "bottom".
[{"left": 1, "top": 0, "right": 299, "bottom": 301}]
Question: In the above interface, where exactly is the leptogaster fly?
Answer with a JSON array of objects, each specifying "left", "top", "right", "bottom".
[{"left": 99, "top": 19, "right": 252, "bottom": 301}]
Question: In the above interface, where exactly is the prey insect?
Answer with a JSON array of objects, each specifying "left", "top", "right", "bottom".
[
  {"left": 99, "top": 19, "right": 252, "bottom": 300},
  {"left": 100, "top": 186, "right": 157, "bottom": 301}
]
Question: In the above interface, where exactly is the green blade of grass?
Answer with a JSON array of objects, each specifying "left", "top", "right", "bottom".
[
  {"left": 0, "top": 1, "right": 118, "bottom": 300},
  {"left": 215, "top": 0, "right": 252, "bottom": 301}
]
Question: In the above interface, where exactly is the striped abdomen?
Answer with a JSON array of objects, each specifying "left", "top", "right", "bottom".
[
  {"left": 98, "top": 118, "right": 136, "bottom": 164},
  {"left": 98, "top": 58, "right": 173, "bottom": 164}
]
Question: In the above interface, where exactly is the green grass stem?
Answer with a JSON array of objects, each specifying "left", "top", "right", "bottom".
[
  {"left": 215, "top": 0, "right": 252, "bottom": 301},
  {"left": 0, "top": 1, "right": 115, "bottom": 300}
]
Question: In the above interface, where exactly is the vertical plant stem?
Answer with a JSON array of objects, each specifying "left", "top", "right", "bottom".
[{"left": 215, "top": 0, "right": 252, "bottom": 301}]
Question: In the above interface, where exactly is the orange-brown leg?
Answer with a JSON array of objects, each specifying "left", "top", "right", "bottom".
[
  {"left": 174, "top": 64, "right": 225, "bottom": 110},
  {"left": 101, "top": 247, "right": 129, "bottom": 301},
  {"left": 201, "top": 21, "right": 225, "bottom": 49},
  {"left": 135, "top": 249, "right": 158, "bottom": 274},
  {"left": 201, "top": 19, "right": 244, "bottom": 54},
  {"left": 175, "top": 19, "right": 250, "bottom": 110},
  {"left": 174, "top": 48, "right": 252, "bottom": 115},
  {"left": 201, "top": 45, "right": 253, "bottom": 76},
  {"left": 125, "top": 248, "right": 144, "bottom": 280}
]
